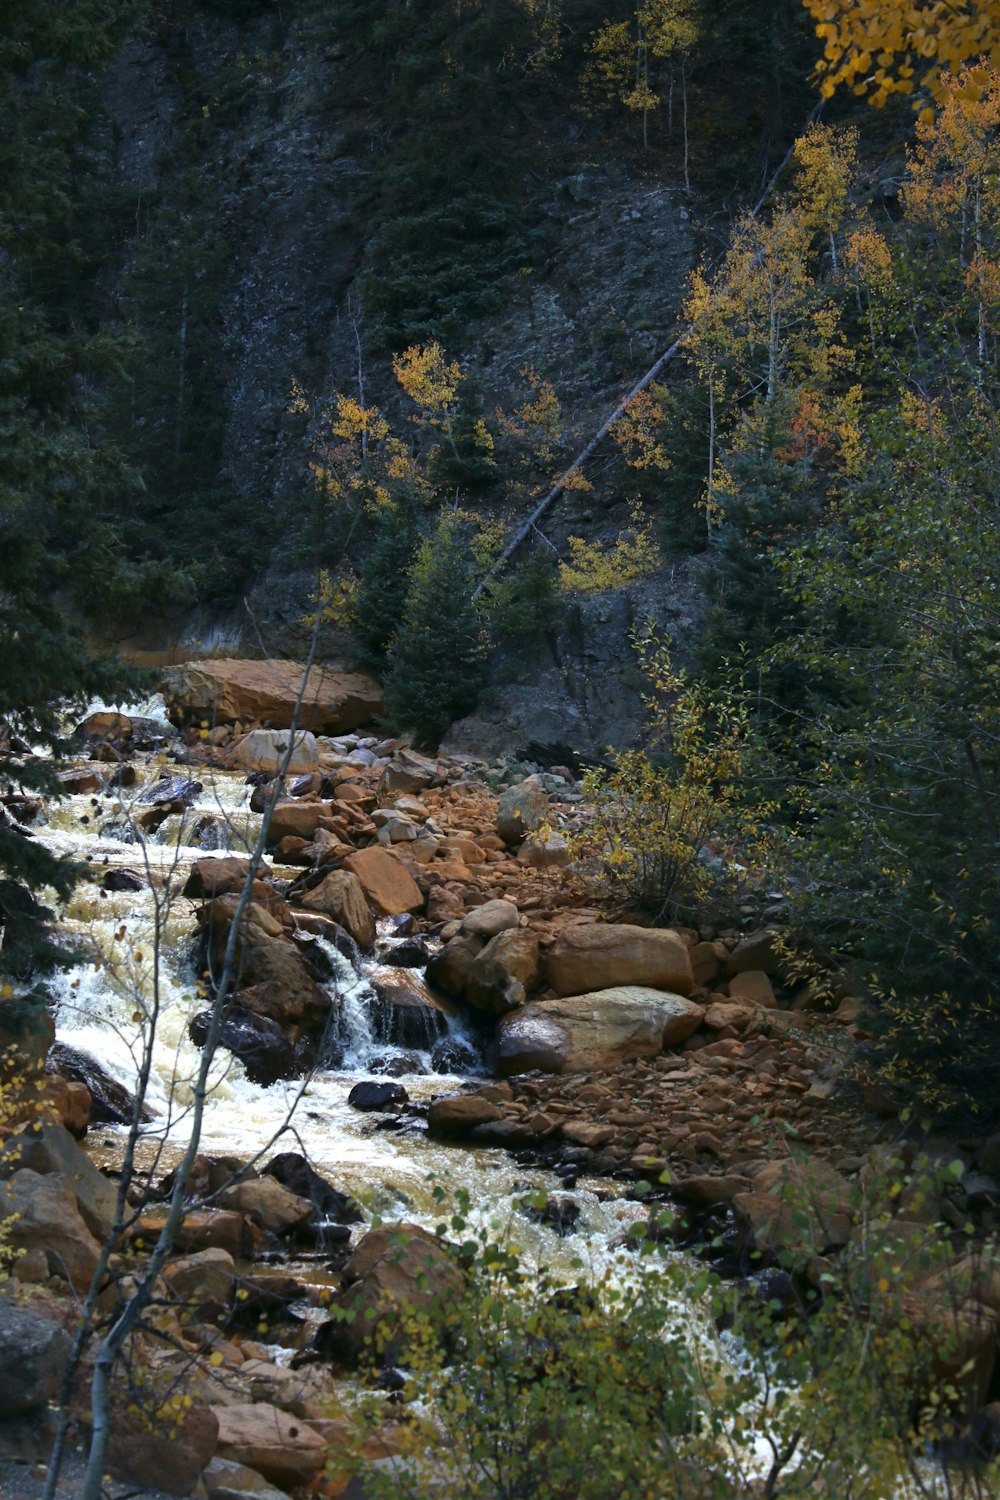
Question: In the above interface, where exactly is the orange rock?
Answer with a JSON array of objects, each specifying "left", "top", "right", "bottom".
[{"left": 343, "top": 846, "right": 424, "bottom": 916}]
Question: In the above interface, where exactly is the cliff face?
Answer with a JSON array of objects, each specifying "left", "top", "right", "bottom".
[{"left": 92, "top": 3, "right": 697, "bottom": 751}]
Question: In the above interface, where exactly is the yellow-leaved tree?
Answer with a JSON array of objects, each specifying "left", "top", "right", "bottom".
[
  {"left": 583, "top": 0, "right": 699, "bottom": 178},
  {"left": 803, "top": 0, "right": 1000, "bottom": 115}
]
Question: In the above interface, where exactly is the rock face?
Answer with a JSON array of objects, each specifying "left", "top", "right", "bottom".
[
  {"left": 544, "top": 923, "right": 693, "bottom": 998},
  {"left": 0, "top": 1299, "right": 71, "bottom": 1417},
  {"left": 496, "top": 987, "right": 704, "bottom": 1075},
  {"left": 162, "top": 658, "right": 382, "bottom": 733}
]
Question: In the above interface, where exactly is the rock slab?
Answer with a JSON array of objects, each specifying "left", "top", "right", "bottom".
[
  {"left": 162, "top": 658, "right": 382, "bottom": 733},
  {"left": 497, "top": 986, "right": 704, "bottom": 1075}
]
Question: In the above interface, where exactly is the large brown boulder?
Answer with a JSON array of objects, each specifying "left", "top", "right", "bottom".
[
  {"left": 732, "top": 1157, "right": 854, "bottom": 1257},
  {"left": 0, "top": 1122, "right": 118, "bottom": 1240},
  {"left": 295, "top": 870, "right": 376, "bottom": 950},
  {"left": 497, "top": 987, "right": 704, "bottom": 1076},
  {"left": 109, "top": 1401, "right": 219, "bottom": 1497},
  {"left": 465, "top": 929, "right": 540, "bottom": 1014},
  {"left": 372, "top": 969, "right": 452, "bottom": 1049},
  {"left": 232, "top": 728, "right": 319, "bottom": 773},
  {"left": 328, "top": 1223, "right": 465, "bottom": 1365},
  {"left": 161, "top": 658, "right": 382, "bottom": 733},
  {"left": 343, "top": 846, "right": 424, "bottom": 916},
  {"left": 212, "top": 1402, "right": 325, "bottom": 1488},
  {"left": 266, "top": 798, "right": 333, "bottom": 844},
  {"left": 544, "top": 923, "right": 693, "bottom": 998},
  {"left": 196, "top": 896, "right": 327, "bottom": 1028},
  {"left": 426, "top": 934, "right": 484, "bottom": 998},
  {"left": 496, "top": 777, "right": 549, "bottom": 845},
  {"left": 0, "top": 1170, "right": 102, "bottom": 1290}
]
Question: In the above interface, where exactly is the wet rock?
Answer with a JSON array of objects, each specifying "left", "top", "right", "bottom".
[
  {"left": 295, "top": 869, "right": 376, "bottom": 950},
  {"left": 190, "top": 1006, "right": 300, "bottom": 1086},
  {"left": 265, "top": 1152, "right": 362, "bottom": 1225},
  {"left": 75, "top": 710, "right": 132, "bottom": 743},
  {"left": 183, "top": 856, "right": 265, "bottom": 899},
  {"left": 342, "top": 846, "right": 424, "bottom": 916},
  {"left": 373, "top": 971, "right": 451, "bottom": 1050},
  {"left": 496, "top": 777, "right": 549, "bottom": 845},
  {"left": 497, "top": 987, "right": 705, "bottom": 1076},
  {"left": 233, "top": 728, "right": 319, "bottom": 773},
  {"left": 427, "top": 1093, "right": 503, "bottom": 1137},
  {"left": 211, "top": 1402, "right": 325, "bottom": 1489},
  {"left": 47, "top": 1041, "right": 151, "bottom": 1125},
  {"left": 379, "top": 935, "right": 429, "bottom": 968},
  {"left": 162, "top": 658, "right": 382, "bottom": 735},
  {"left": 426, "top": 933, "right": 484, "bottom": 999},
  {"left": 465, "top": 928, "right": 540, "bottom": 1014},
  {"left": 544, "top": 923, "right": 693, "bottom": 998},
  {"left": 348, "top": 1080, "right": 408, "bottom": 1111},
  {"left": 431, "top": 1035, "right": 480, "bottom": 1074},
  {"left": 517, "top": 1193, "right": 580, "bottom": 1236},
  {"left": 136, "top": 773, "right": 202, "bottom": 805},
  {"left": 99, "top": 866, "right": 145, "bottom": 892},
  {"left": 57, "top": 766, "right": 101, "bottom": 794},
  {"left": 217, "top": 1177, "right": 313, "bottom": 1234},
  {"left": 0, "top": 1299, "right": 71, "bottom": 1417}
]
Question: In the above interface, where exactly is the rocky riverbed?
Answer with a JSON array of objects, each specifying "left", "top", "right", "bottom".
[{"left": 3, "top": 663, "right": 1000, "bottom": 1497}]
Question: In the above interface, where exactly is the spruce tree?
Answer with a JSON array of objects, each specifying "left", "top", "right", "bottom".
[{"left": 382, "top": 513, "right": 485, "bottom": 747}]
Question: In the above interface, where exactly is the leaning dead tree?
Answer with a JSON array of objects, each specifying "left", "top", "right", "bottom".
[{"left": 475, "top": 102, "right": 823, "bottom": 596}]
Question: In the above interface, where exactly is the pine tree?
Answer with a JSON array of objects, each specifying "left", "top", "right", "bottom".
[{"left": 383, "top": 513, "right": 486, "bottom": 747}]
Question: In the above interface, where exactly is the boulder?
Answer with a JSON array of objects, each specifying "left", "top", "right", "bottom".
[
  {"left": 196, "top": 896, "right": 322, "bottom": 1026},
  {"left": 378, "top": 748, "right": 438, "bottom": 796},
  {"left": 266, "top": 799, "right": 332, "bottom": 844},
  {"left": 109, "top": 1401, "right": 219, "bottom": 1497},
  {"left": 295, "top": 870, "right": 376, "bottom": 951},
  {"left": 264, "top": 1152, "right": 362, "bottom": 1225},
  {"left": 544, "top": 923, "right": 693, "bottom": 999},
  {"left": 0, "top": 1170, "right": 102, "bottom": 1290},
  {"left": 733, "top": 1158, "right": 854, "bottom": 1257},
  {"left": 426, "top": 934, "right": 483, "bottom": 999},
  {"left": 212, "top": 1402, "right": 325, "bottom": 1488},
  {"left": 189, "top": 1007, "right": 301, "bottom": 1086},
  {"left": 217, "top": 1177, "right": 314, "bottom": 1234},
  {"left": 0, "top": 1122, "right": 118, "bottom": 1240},
  {"left": 496, "top": 777, "right": 549, "bottom": 845},
  {"left": 518, "top": 834, "right": 572, "bottom": 869},
  {"left": 348, "top": 1081, "right": 407, "bottom": 1112},
  {"left": 0, "top": 1299, "right": 71, "bottom": 1417},
  {"left": 162, "top": 659, "right": 383, "bottom": 734},
  {"left": 75, "top": 710, "right": 132, "bottom": 742},
  {"left": 342, "top": 847, "right": 424, "bottom": 916},
  {"left": 460, "top": 900, "right": 519, "bottom": 940},
  {"left": 497, "top": 987, "right": 705, "bottom": 1076},
  {"left": 327, "top": 1223, "right": 464, "bottom": 1364},
  {"left": 183, "top": 856, "right": 266, "bottom": 900},
  {"left": 233, "top": 729, "right": 319, "bottom": 774},
  {"left": 464, "top": 929, "right": 540, "bottom": 1014},
  {"left": 163, "top": 1248, "right": 236, "bottom": 1316},
  {"left": 726, "top": 929, "right": 782, "bottom": 976},
  {"left": 728, "top": 970, "right": 776, "bottom": 1008},
  {"left": 427, "top": 1094, "right": 503, "bottom": 1138},
  {"left": 47, "top": 1042, "right": 152, "bottom": 1125},
  {"left": 372, "top": 970, "right": 451, "bottom": 1049}
]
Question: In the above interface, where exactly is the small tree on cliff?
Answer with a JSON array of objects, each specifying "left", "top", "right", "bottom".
[{"left": 383, "top": 512, "right": 486, "bottom": 747}]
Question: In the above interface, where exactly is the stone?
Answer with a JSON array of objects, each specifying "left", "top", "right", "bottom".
[
  {"left": 189, "top": 1006, "right": 302, "bottom": 1087},
  {"left": 0, "top": 1299, "right": 71, "bottom": 1416},
  {"left": 726, "top": 930, "right": 782, "bottom": 976},
  {"left": 497, "top": 987, "right": 705, "bottom": 1075},
  {"left": 131, "top": 1208, "right": 263, "bottom": 1259},
  {"left": 733, "top": 1157, "right": 854, "bottom": 1256},
  {"left": 0, "top": 1121, "right": 118, "bottom": 1240},
  {"left": 518, "top": 834, "right": 572, "bottom": 869},
  {"left": 296, "top": 870, "right": 376, "bottom": 950},
  {"left": 348, "top": 1080, "right": 408, "bottom": 1111},
  {"left": 57, "top": 766, "right": 101, "bottom": 794},
  {"left": 0, "top": 1170, "right": 102, "bottom": 1290},
  {"left": 427, "top": 1094, "right": 503, "bottom": 1137},
  {"left": 233, "top": 729, "right": 319, "bottom": 773},
  {"left": 672, "top": 1175, "right": 748, "bottom": 1207},
  {"left": 75, "top": 710, "right": 132, "bottom": 742},
  {"left": 162, "top": 659, "right": 382, "bottom": 734},
  {"left": 109, "top": 1402, "right": 219, "bottom": 1497},
  {"left": 373, "top": 970, "right": 451, "bottom": 1049},
  {"left": 218, "top": 1177, "right": 314, "bottom": 1234},
  {"left": 464, "top": 929, "right": 540, "bottom": 1014},
  {"left": 212, "top": 1402, "right": 325, "bottom": 1488},
  {"left": 47, "top": 1042, "right": 151, "bottom": 1125},
  {"left": 544, "top": 924, "right": 693, "bottom": 999},
  {"left": 690, "top": 941, "right": 721, "bottom": 986},
  {"left": 266, "top": 798, "right": 332, "bottom": 843},
  {"left": 703, "top": 1001, "right": 756, "bottom": 1032},
  {"left": 378, "top": 748, "right": 439, "bottom": 796},
  {"left": 327, "top": 1223, "right": 464, "bottom": 1364},
  {"left": 426, "top": 934, "right": 484, "bottom": 999},
  {"left": 496, "top": 778, "right": 549, "bottom": 845},
  {"left": 460, "top": 900, "right": 519, "bottom": 940},
  {"left": 343, "top": 846, "right": 424, "bottom": 916},
  {"left": 163, "top": 1248, "right": 237, "bottom": 1315},
  {"left": 728, "top": 970, "right": 776, "bottom": 1007},
  {"left": 183, "top": 856, "right": 264, "bottom": 900},
  {"left": 265, "top": 1152, "right": 362, "bottom": 1224}
]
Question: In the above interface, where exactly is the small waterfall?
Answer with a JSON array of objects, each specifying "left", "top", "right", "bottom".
[{"left": 313, "top": 936, "right": 380, "bottom": 1067}]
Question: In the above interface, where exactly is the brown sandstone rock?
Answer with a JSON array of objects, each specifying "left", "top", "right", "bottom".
[
  {"left": 233, "top": 728, "right": 319, "bottom": 773},
  {"left": 464, "top": 929, "right": 540, "bottom": 1014},
  {"left": 162, "top": 659, "right": 382, "bottom": 734},
  {"left": 733, "top": 1157, "right": 854, "bottom": 1256},
  {"left": 331, "top": 1224, "right": 464, "bottom": 1364},
  {"left": 109, "top": 1401, "right": 219, "bottom": 1497},
  {"left": 213, "top": 1402, "right": 325, "bottom": 1487},
  {"left": 427, "top": 1094, "right": 503, "bottom": 1137},
  {"left": 296, "top": 870, "right": 377, "bottom": 950},
  {"left": 544, "top": 923, "right": 693, "bottom": 999},
  {"left": 728, "top": 970, "right": 777, "bottom": 1008},
  {"left": 342, "top": 847, "right": 424, "bottom": 916},
  {"left": 497, "top": 987, "right": 705, "bottom": 1075}
]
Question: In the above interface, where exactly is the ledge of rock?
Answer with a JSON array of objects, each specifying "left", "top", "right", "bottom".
[
  {"left": 161, "top": 658, "right": 382, "bottom": 733},
  {"left": 497, "top": 987, "right": 705, "bottom": 1075}
]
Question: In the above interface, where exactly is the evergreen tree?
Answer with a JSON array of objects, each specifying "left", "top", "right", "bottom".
[
  {"left": 352, "top": 490, "right": 424, "bottom": 669},
  {"left": 383, "top": 513, "right": 485, "bottom": 746},
  {"left": 0, "top": 0, "right": 146, "bottom": 980}
]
